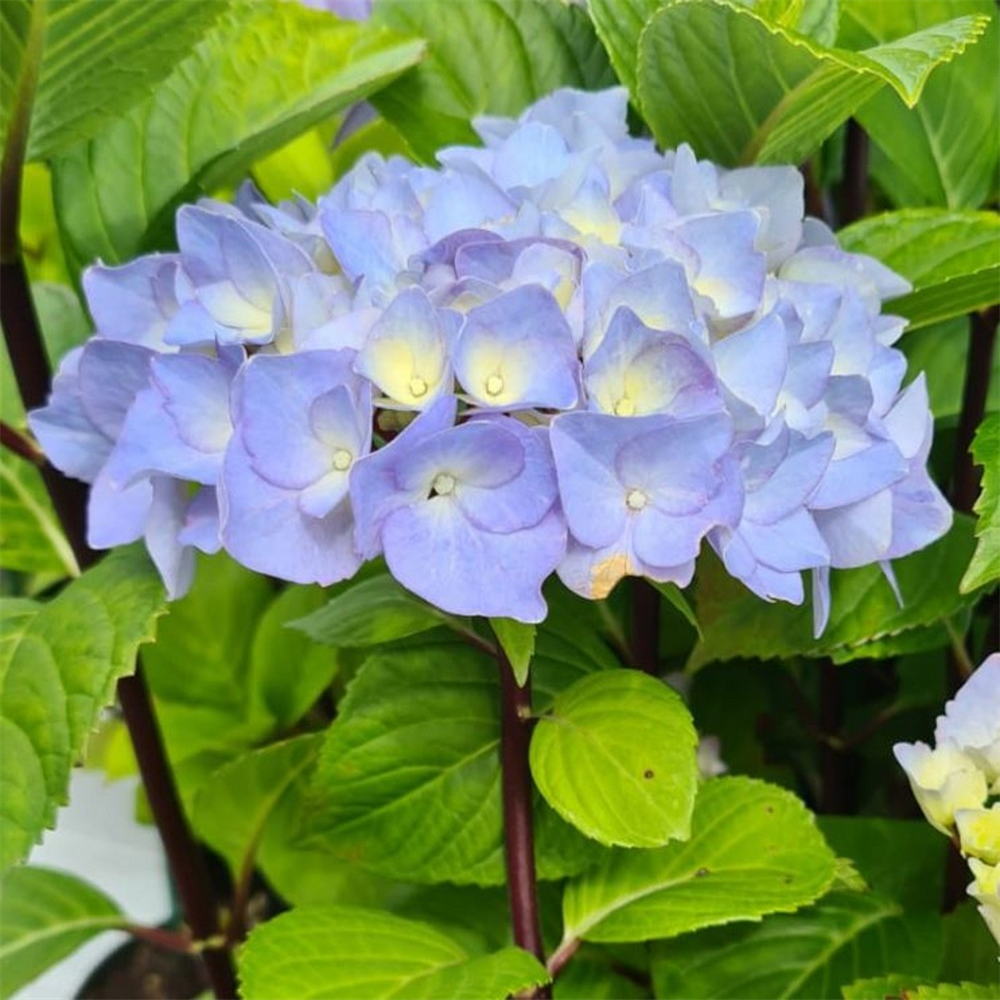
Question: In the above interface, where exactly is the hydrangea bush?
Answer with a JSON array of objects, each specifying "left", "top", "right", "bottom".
[{"left": 1, "top": 2, "right": 997, "bottom": 1000}]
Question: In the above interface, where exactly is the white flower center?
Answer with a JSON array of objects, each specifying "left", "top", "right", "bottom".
[
  {"left": 332, "top": 448, "right": 353, "bottom": 472},
  {"left": 485, "top": 374, "right": 505, "bottom": 397},
  {"left": 409, "top": 376, "right": 428, "bottom": 398},
  {"left": 432, "top": 472, "right": 456, "bottom": 496},
  {"left": 626, "top": 488, "right": 648, "bottom": 511}
]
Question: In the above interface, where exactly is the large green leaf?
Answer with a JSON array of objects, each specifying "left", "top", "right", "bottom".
[
  {"left": 962, "top": 414, "right": 1000, "bottom": 593},
  {"left": 0, "top": 545, "right": 165, "bottom": 870},
  {"left": 587, "top": 0, "right": 661, "bottom": 96},
  {"left": 838, "top": 210, "right": 1000, "bottom": 330},
  {"left": 0, "top": 866, "right": 124, "bottom": 999},
  {"left": 529, "top": 671, "right": 697, "bottom": 848},
  {"left": 192, "top": 734, "right": 322, "bottom": 875},
  {"left": 840, "top": 1, "right": 999, "bottom": 211},
  {"left": 51, "top": 0, "right": 424, "bottom": 274},
  {"left": 306, "top": 633, "right": 606, "bottom": 885},
  {"left": 689, "top": 516, "right": 978, "bottom": 669},
  {"left": 635, "top": 0, "right": 987, "bottom": 167},
  {"left": 371, "top": 0, "right": 615, "bottom": 163},
  {"left": 650, "top": 891, "right": 940, "bottom": 999},
  {"left": 560, "top": 776, "right": 836, "bottom": 945},
  {"left": 238, "top": 905, "right": 548, "bottom": 1000},
  {"left": 290, "top": 573, "right": 450, "bottom": 648},
  {"left": 0, "top": 0, "right": 224, "bottom": 164}
]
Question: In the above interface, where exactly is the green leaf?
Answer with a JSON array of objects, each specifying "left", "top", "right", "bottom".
[
  {"left": 838, "top": 210, "right": 1000, "bottom": 330},
  {"left": 649, "top": 580, "right": 702, "bottom": 637},
  {"left": 587, "top": 0, "right": 661, "bottom": 96},
  {"left": 307, "top": 634, "right": 606, "bottom": 885},
  {"left": 651, "top": 891, "right": 940, "bottom": 999},
  {"left": 962, "top": 414, "right": 1000, "bottom": 593},
  {"left": 843, "top": 979, "right": 1000, "bottom": 1000},
  {"left": 560, "top": 776, "right": 836, "bottom": 944},
  {"left": 689, "top": 516, "right": 978, "bottom": 669},
  {"left": 0, "top": 452, "right": 77, "bottom": 578},
  {"left": 0, "top": 0, "right": 225, "bottom": 164},
  {"left": 744, "top": 0, "right": 842, "bottom": 46},
  {"left": 841, "top": 977, "right": 918, "bottom": 1000},
  {"left": 0, "top": 545, "right": 165, "bottom": 871},
  {"left": 290, "top": 573, "right": 449, "bottom": 648},
  {"left": 817, "top": 817, "right": 947, "bottom": 912},
  {"left": 840, "top": 1, "right": 999, "bottom": 211},
  {"left": 0, "top": 866, "right": 124, "bottom": 999},
  {"left": 529, "top": 671, "right": 697, "bottom": 848},
  {"left": 370, "top": 0, "right": 614, "bottom": 163},
  {"left": 51, "top": 1, "right": 424, "bottom": 274},
  {"left": 246, "top": 585, "right": 337, "bottom": 730},
  {"left": 192, "top": 734, "right": 322, "bottom": 874},
  {"left": 635, "top": 0, "right": 987, "bottom": 168},
  {"left": 142, "top": 555, "right": 338, "bottom": 799},
  {"left": 552, "top": 950, "right": 650, "bottom": 1000},
  {"left": 238, "top": 905, "right": 549, "bottom": 1000},
  {"left": 491, "top": 618, "right": 535, "bottom": 686}
]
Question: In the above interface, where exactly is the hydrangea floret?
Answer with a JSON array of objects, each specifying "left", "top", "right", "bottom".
[
  {"left": 30, "top": 88, "right": 951, "bottom": 627},
  {"left": 895, "top": 654, "right": 1000, "bottom": 945}
]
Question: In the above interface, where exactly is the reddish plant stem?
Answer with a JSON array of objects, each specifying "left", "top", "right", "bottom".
[
  {"left": 0, "top": 254, "right": 237, "bottom": 1000},
  {"left": 630, "top": 579, "right": 660, "bottom": 674},
  {"left": 818, "top": 658, "right": 847, "bottom": 814},
  {"left": 1, "top": 418, "right": 44, "bottom": 464},
  {"left": 496, "top": 644, "right": 549, "bottom": 997},
  {"left": 841, "top": 120, "right": 869, "bottom": 226}
]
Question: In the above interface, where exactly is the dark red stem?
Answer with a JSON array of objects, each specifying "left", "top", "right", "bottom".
[
  {"left": 497, "top": 644, "right": 549, "bottom": 997},
  {"left": 841, "top": 119, "right": 869, "bottom": 226},
  {"left": 0, "top": 257, "right": 237, "bottom": 1000},
  {"left": 1, "top": 418, "right": 44, "bottom": 464},
  {"left": 631, "top": 579, "right": 660, "bottom": 674}
]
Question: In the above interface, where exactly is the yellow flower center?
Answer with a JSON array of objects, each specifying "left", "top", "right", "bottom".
[
  {"left": 614, "top": 397, "right": 635, "bottom": 417},
  {"left": 485, "top": 374, "right": 505, "bottom": 397},
  {"left": 626, "top": 489, "right": 648, "bottom": 511},
  {"left": 432, "top": 473, "right": 456, "bottom": 496},
  {"left": 409, "top": 376, "right": 428, "bottom": 398},
  {"left": 332, "top": 448, "right": 353, "bottom": 472}
]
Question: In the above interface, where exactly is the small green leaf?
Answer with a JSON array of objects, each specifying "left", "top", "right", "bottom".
[
  {"left": 651, "top": 892, "right": 941, "bottom": 1000},
  {"left": 192, "top": 734, "right": 322, "bottom": 875},
  {"left": 52, "top": 1, "right": 424, "bottom": 274},
  {"left": 530, "top": 671, "right": 697, "bottom": 848},
  {"left": 690, "top": 516, "right": 978, "bottom": 669},
  {"left": 561, "top": 776, "right": 836, "bottom": 944},
  {"left": 840, "top": 1, "right": 999, "bottom": 211},
  {"left": 291, "top": 574, "right": 449, "bottom": 648},
  {"left": 838, "top": 210, "right": 1000, "bottom": 330},
  {"left": 0, "top": 866, "right": 124, "bottom": 999},
  {"left": 587, "top": 0, "right": 661, "bottom": 96},
  {"left": 962, "top": 414, "right": 1000, "bottom": 593},
  {"left": 818, "top": 817, "right": 947, "bottom": 911},
  {"left": 0, "top": 0, "right": 225, "bottom": 164},
  {"left": 0, "top": 545, "right": 165, "bottom": 871},
  {"left": 491, "top": 618, "right": 535, "bottom": 686},
  {"left": 371, "top": 0, "right": 614, "bottom": 163},
  {"left": 238, "top": 905, "right": 549, "bottom": 1000},
  {"left": 635, "top": 0, "right": 987, "bottom": 167},
  {"left": 648, "top": 580, "right": 701, "bottom": 637},
  {"left": 307, "top": 636, "right": 606, "bottom": 885}
]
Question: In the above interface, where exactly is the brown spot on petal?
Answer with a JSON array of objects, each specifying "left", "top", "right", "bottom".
[{"left": 589, "top": 554, "right": 632, "bottom": 599}]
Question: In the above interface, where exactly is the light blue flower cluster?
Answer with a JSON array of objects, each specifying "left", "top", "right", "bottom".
[{"left": 30, "top": 89, "right": 951, "bottom": 625}]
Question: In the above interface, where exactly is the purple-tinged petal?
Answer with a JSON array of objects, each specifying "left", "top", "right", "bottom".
[
  {"left": 145, "top": 476, "right": 196, "bottom": 600},
  {"left": 584, "top": 307, "right": 723, "bottom": 418},
  {"left": 712, "top": 312, "right": 787, "bottom": 417},
  {"left": 814, "top": 489, "right": 894, "bottom": 568},
  {"left": 454, "top": 285, "right": 579, "bottom": 409},
  {"left": 84, "top": 255, "right": 180, "bottom": 348},
  {"left": 87, "top": 465, "right": 151, "bottom": 549},
  {"left": 178, "top": 487, "right": 221, "bottom": 554},
  {"left": 77, "top": 341, "right": 155, "bottom": 440}
]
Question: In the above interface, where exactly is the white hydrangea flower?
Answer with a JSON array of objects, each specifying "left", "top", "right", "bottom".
[
  {"left": 967, "top": 857, "right": 1000, "bottom": 947},
  {"left": 892, "top": 740, "right": 988, "bottom": 835},
  {"left": 935, "top": 654, "right": 1000, "bottom": 790},
  {"left": 955, "top": 804, "right": 1000, "bottom": 865}
]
